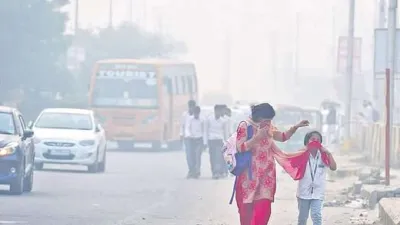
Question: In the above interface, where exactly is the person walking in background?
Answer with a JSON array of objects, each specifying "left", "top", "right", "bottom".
[
  {"left": 204, "top": 104, "right": 229, "bottom": 179},
  {"left": 186, "top": 106, "right": 205, "bottom": 179},
  {"left": 223, "top": 106, "right": 233, "bottom": 135},
  {"left": 325, "top": 105, "right": 337, "bottom": 145},
  {"left": 180, "top": 100, "right": 196, "bottom": 178},
  {"left": 221, "top": 105, "right": 233, "bottom": 177},
  {"left": 221, "top": 105, "right": 236, "bottom": 177},
  {"left": 359, "top": 100, "right": 378, "bottom": 123}
]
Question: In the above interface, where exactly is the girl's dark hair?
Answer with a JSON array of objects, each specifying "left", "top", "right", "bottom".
[
  {"left": 251, "top": 103, "right": 275, "bottom": 121},
  {"left": 303, "top": 131, "right": 323, "bottom": 146}
]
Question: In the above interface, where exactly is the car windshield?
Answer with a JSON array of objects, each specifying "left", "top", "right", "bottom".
[
  {"left": 0, "top": 112, "right": 16, "bottom": 135},
  {"left": 35, "top": 112, "right": 93, "bottom": 130}
]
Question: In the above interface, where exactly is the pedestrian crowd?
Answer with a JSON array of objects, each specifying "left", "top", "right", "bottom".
[{"left": 180, "top": 100, "right": 232, "bottom": 179}]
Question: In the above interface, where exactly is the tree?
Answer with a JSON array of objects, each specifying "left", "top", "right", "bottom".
[
  {"left": 75, "top": 23, "right": 187, "bottom": 89},
  {"left": 0, "top": 0, "right": 72, "bottom": 96}
]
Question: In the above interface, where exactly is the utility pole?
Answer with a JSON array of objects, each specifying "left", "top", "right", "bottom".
[
  {"left": 74, "top": 0, "right": 79, "bottom": 32},
  {"left": 270, "top": 32, "right": 277, "bottom": 93},
  {"left": 379, "top": 0, "right": 387, "bottom": 27},
  {"left": 331, "top": 5, "right": 336, "bottom": 77},
  {"left": 294, "top": 12, "right": 300, "bottom": 83},
  {"left": 385, "top": 0, "right": 397, "bottom": 186},
  {"left": 108, "top": 0, "right": 113, "bottom": 28},
  {"left": 344, "top": 0, "right": 355, "bottom": 141},
  {"left": 128, "top": 0, "right": 133, "bottom": 23},
  {"left": 143, "top": 0, "right": 147, "bottom": 28}
]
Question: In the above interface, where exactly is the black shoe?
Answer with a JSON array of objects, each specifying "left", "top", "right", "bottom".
[
  {"left": 212, "top": 174, "right": 219, "bottom": 179},
  {"left": 186, "top": 173, "right": 194, "bottom": 179}
]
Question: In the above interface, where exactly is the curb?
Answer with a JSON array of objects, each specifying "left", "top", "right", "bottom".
[
  {"left": 361, "top": 185, "right": 400, "bottom": 209},
  {"left": 379, "top": 198, "right": 400, "bottom": 225}
]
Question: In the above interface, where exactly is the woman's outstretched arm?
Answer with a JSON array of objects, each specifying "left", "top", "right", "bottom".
[{"left": 272, "top": 126, "right": 298, "bottom": 142}]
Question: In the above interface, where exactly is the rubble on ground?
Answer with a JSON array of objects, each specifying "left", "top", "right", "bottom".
[{"left": 358, "top": 168, "right": 381, "bottom": 185}]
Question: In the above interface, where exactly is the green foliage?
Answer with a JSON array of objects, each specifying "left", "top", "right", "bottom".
[{"left": 0, "top": 0, "right": 72, "bottom": 94}]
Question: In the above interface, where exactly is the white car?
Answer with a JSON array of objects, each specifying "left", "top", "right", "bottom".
[{"left": 30, "top": 108, "right": 107, "bottom": 173}]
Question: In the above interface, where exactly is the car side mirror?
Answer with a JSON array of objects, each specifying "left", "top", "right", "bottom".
[
  {"left": 27, "top": 121, "right": 33, "bottom": 129},
  {"left": 23, "top": 130, "right": 34, "bottom": 139}
]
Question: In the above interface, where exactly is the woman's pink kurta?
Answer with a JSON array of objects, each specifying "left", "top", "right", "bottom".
[{"left": 235, "top": 121, "right": 293, "bottom": 204}]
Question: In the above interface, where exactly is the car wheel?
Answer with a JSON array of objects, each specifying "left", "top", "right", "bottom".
[
  {"left": 23, "top": 167, "right": 34, "bottom": 192},
  {"left": 87, "top": 151, "right": 99, "bottom": 173},
  {"left": 98, "top": 148, "right": 106, "bottom": 173},
  {"left": 10, "top": 164, "right": 24, "bottom": 195},
  {"left": 34, "top": 163, "right": 43, "bottom": 170}
]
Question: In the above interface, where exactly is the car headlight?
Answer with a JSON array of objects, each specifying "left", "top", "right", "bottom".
[
  {"left": 79, "top": 140, "right": 95, "bottom": 146},
  {"left": 0, "top": 143, "right": 18, "bottom": 156}
]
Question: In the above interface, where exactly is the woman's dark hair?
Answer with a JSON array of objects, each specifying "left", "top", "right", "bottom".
[
  {"left": 251, "top": 103, "right": 275, "bottom": 122},
  {"left": 303, "top": 131, "right": 323, "bottom": 146}
]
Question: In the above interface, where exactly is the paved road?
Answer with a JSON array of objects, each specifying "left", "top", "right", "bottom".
[{"left": 0, "top": 151, "right": 372, "bottom": 225}]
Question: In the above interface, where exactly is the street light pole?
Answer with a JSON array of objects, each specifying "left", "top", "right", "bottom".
[
  {"left": 128, "top": 0, "right": 133, "bottom": 23},
  {"left": 294, "top": 12, "right": 300, "bottom": 83},
  {"left": 344, "top": 0, "right": 355, "bottom": 141},
  {"left": 270, "top": 32, "right": 277, "bottom": 93},
  {"left": 378, "top": 0, "right": 387, "bottom": 28},
  {"left": 74, "top": 0, "right": 79, "bottom": 31},
  {"left": 108, "top": 0, "right": 113, "bottom": 28}
]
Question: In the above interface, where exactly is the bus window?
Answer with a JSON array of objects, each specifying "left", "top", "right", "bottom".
[
  {"left": 192, "top": 76, "right": 197, "bottom": 93},
  {"left": 163, "top": 77, "right": 172, "bottom": 94},
  {"left": 176, "top": 76, "right": 183, "bottom": 94},
  {"left": 181, "top": 76, "right": 187, "bottom": 94},
  {"left": 187, "top": 76, "right": 193, "bottom": 93},
  {"left": 171, "top": 76, "right": 178, "bottom": 94}
]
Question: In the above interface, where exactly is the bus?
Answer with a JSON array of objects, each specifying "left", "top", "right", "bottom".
[{"left": 88, "top": 59, "right": 198, "bottom": 150}]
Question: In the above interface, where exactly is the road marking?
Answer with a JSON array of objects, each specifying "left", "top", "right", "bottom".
[{"left": 0, "top": 221, "right": 28, "bottom": 224}]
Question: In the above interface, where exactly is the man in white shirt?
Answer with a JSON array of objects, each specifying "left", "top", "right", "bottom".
[
  {"left": 297, "top": 131, "right": 337, "bottom": 225},
  {"left": 180, "top": 100, "right": 196, "bottom": 178},
  {"left": 204, "top": 105, "right": 229, "bottom": 179},
  {"left": 186, "top": 106, "right": 205, "bottom": 179},
  {"left": 180, "top": 100, "right": 196, "bottom": 150},
  {"left": 220, "top": 105, "right": 233, "bottom": 177}
]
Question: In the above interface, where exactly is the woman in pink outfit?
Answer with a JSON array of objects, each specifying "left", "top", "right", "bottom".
[{"left": 235, "top": 103, "right": 308, "bottom": 225}]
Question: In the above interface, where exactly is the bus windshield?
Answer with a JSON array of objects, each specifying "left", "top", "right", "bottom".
[{"left": 91, "top": 63, "right": 159, "bottom": 109}]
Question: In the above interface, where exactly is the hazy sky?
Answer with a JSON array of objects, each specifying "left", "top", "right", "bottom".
[{"left": 64, "top": 0, "right": 377, "bottom": 104}]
